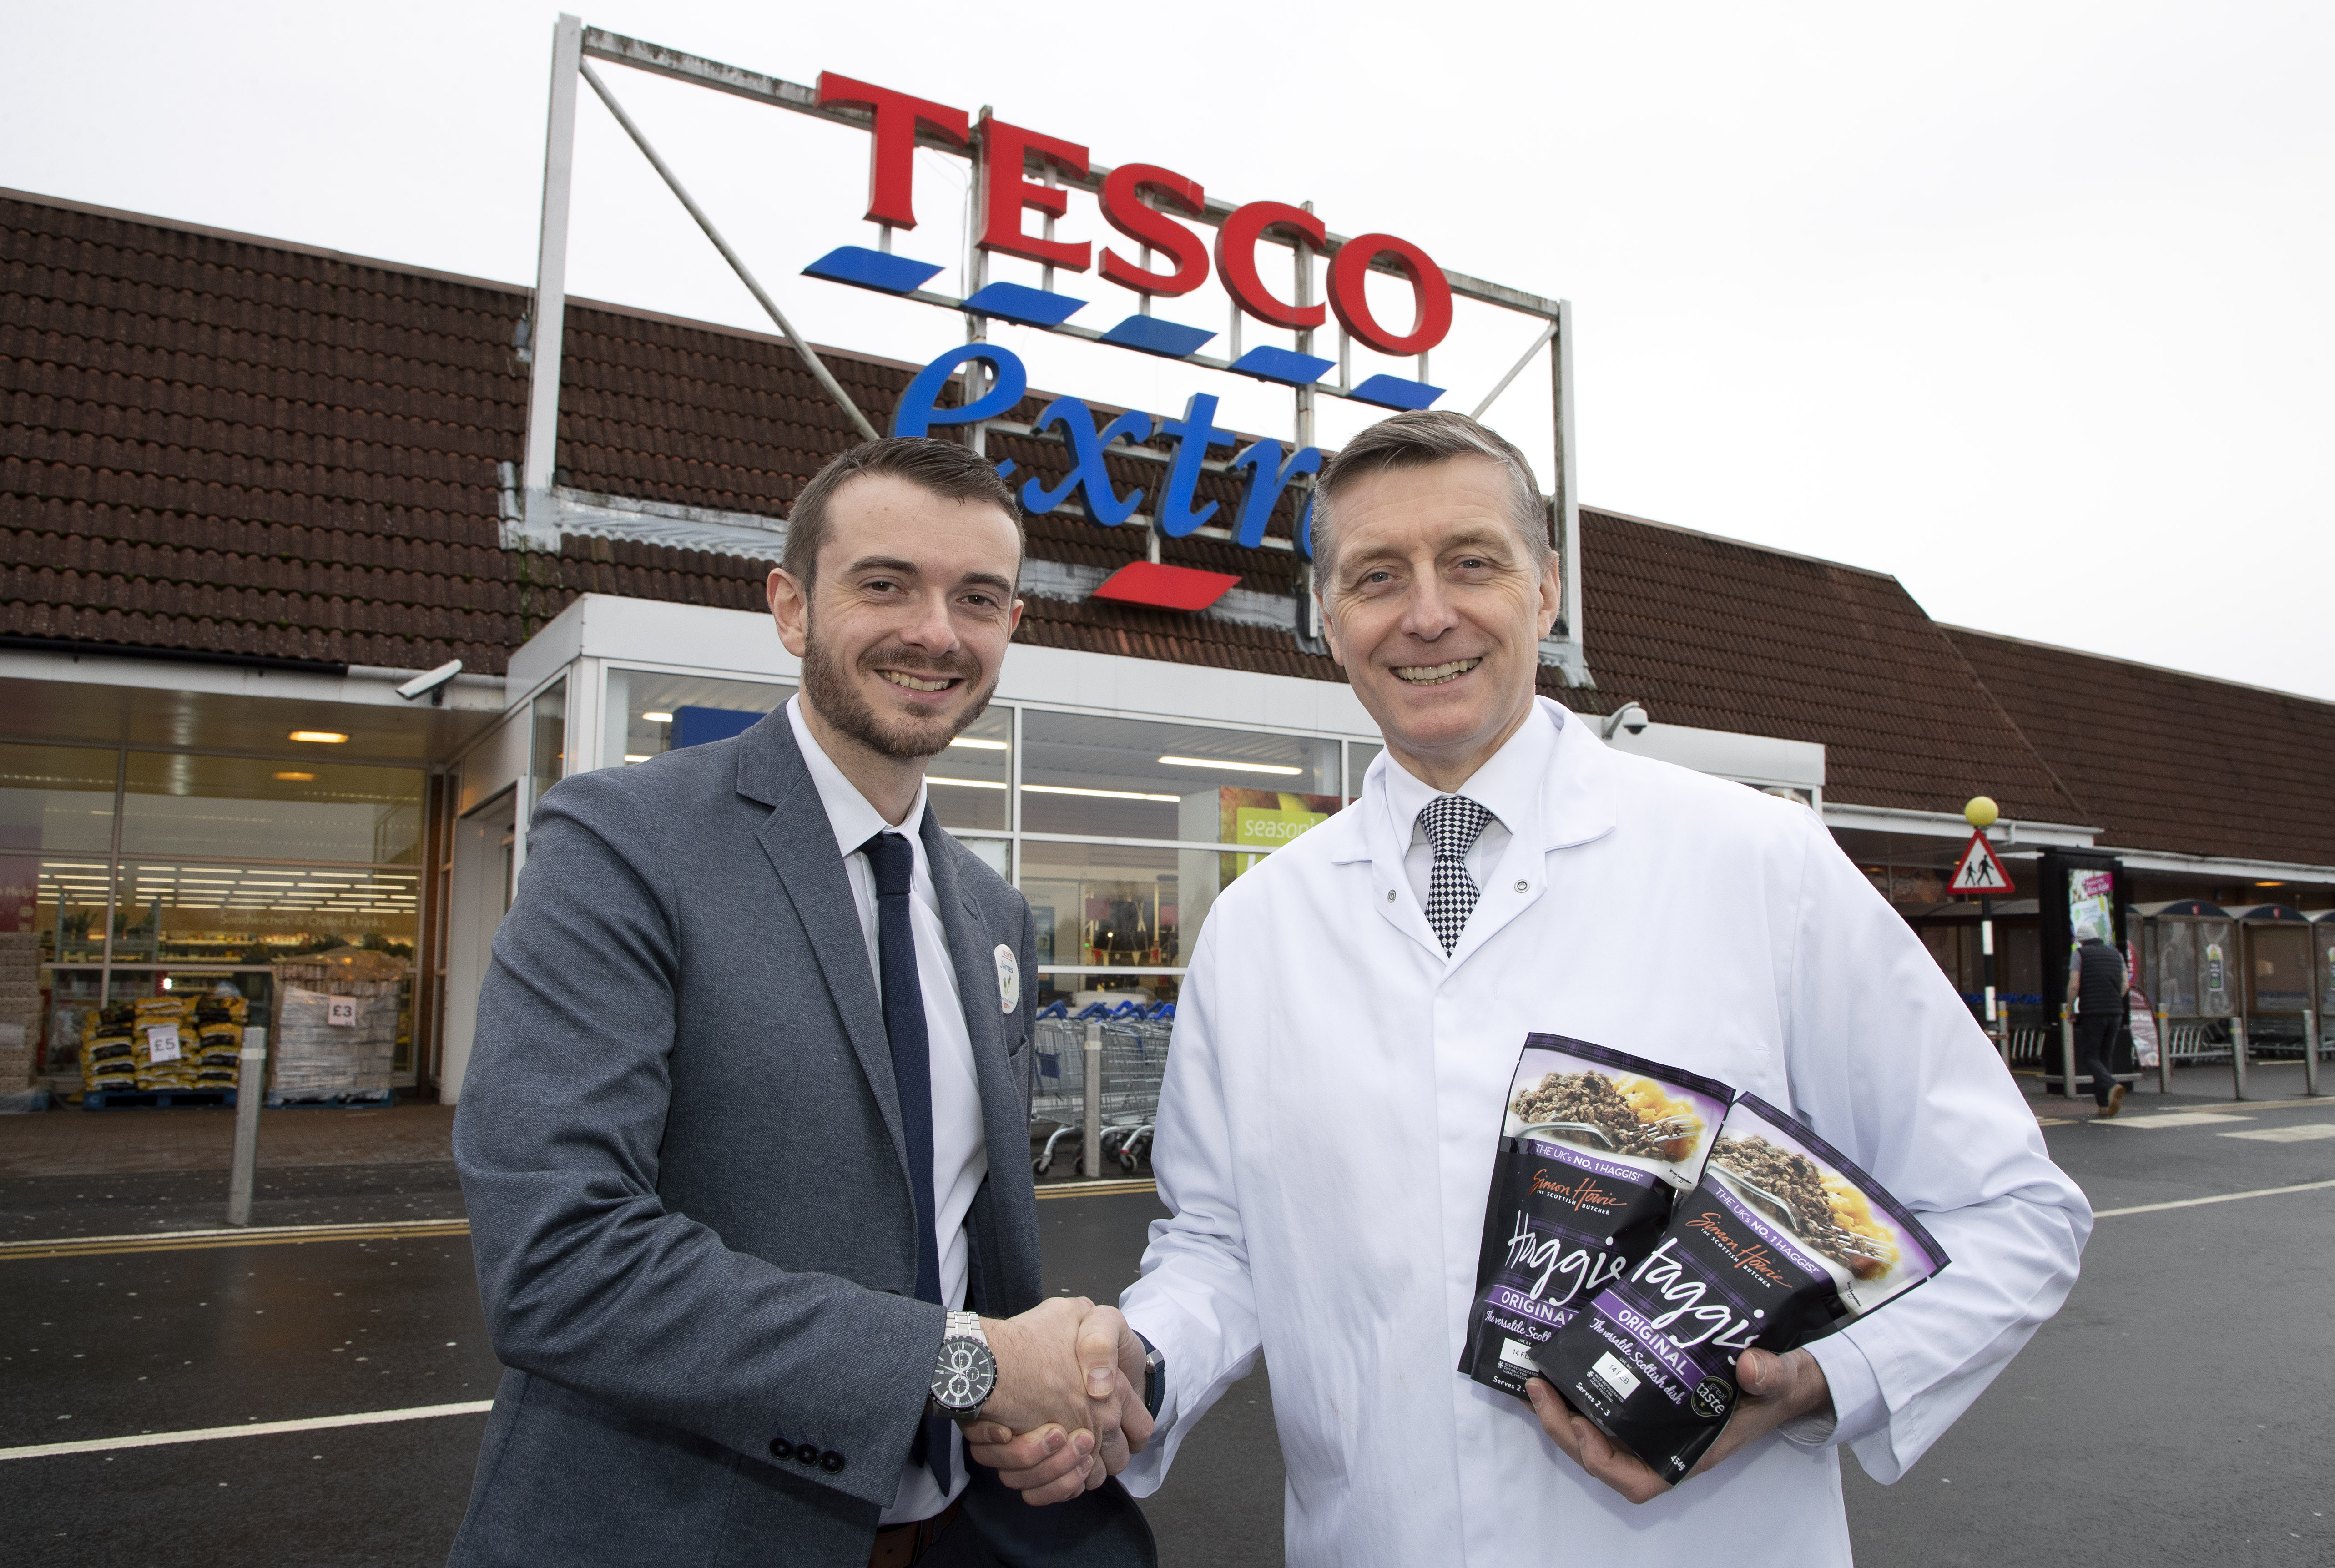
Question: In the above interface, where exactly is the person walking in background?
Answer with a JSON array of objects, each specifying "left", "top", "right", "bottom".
[{"left": 2069, "top": 920, "right": 2132, "bottom": 1117}]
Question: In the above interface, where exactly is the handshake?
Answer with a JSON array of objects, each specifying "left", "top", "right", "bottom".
[{"left": 968, "top": 1298, "right": 1154, "bottom": 1506}]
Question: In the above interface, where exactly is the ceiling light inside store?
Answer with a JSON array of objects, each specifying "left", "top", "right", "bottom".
[
  {"left": 949, "top": 737, "right": 1008, "bottom": 751},
  {"left": 623, "top": 754, "right": 651, "bottom": 764},
  {"left": 274, "top": 771, "right": 316, "bottom": 781},
  {"left": 1022, "top": 784, "right": 1181, "bottom": 803},
  {"left": 288, "top": 731, "right": 348, "bottom": 744},
  {"left": 641, "top": 712, "right": 673, "bottom": 723},
  {"left": 1157, "top": 756, "right": 1302, "bottom": 776},
  {"left": 928, "top": 776, "right": 1007, "bottom": 790}
]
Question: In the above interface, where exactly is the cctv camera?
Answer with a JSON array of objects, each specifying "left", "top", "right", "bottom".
[
  {"left": 1599, "top": 701, "right": 1651, "bottom": 741},
  {"left": 395, "top": 659, "right": 464, "bottom": 703}
]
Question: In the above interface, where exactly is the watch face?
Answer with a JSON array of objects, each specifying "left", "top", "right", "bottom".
[{"left": 932, "top": 1337, "right": 998, "bottom": 1413}]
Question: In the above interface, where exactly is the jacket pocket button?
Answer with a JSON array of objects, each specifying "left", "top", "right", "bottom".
[{"left": 820, "top": 1450, "right": 846, "bottom": 1474}]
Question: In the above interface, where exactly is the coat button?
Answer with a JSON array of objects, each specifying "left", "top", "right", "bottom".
[
  {"left": 820, "top": 1450, "right": 846, "bottom": 1474},
  {"left": 1515, "top": 880, "right": 1528, "bottom": 893},
  {"left": 769, "top": 1436, "right": 791, "bottom": 1458},
  {"left": 795, "top": 1442, "right": 821, "bottom": 1465},
  {"left": 1386, "top": 890, "right": 1396, "bottom": 902}
]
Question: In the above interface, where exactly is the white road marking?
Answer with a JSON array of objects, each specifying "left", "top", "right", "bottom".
[
  {"left": 2101, "top": 1111, "right": 2253, "bottom": 1129},
  {"left": 2219, "top": 1123, "right": 2335, "bottom": 1143},
  {"left": 0, "top": 1401, "right": 493, "bottom": 1462},
  {"left": 2094, "top": 1177, "right": 2335, "bottom": 1218}
]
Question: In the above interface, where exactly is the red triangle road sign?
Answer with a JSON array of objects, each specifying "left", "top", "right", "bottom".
[{"left": 1948, "top": 831, "right": 2015, "bottom": 894}]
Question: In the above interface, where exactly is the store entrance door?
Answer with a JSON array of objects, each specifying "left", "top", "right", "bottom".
[{"left": 438, "top": 788, "right": 516, "bottom": 1103}]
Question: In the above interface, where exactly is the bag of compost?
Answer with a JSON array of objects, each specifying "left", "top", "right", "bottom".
[
  {"left": 1532, "top": 1093, "right": 1946, "bottom": 1482},
  {"left": 1458, "top": 1034, "right": 1733, "bottom": 1401}
]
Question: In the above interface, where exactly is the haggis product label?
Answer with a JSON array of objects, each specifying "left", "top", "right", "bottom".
[
  {"left": 1458, "top": 1035, "right": 1732, "bottom": 1401},
  {"left": 1533, "top": 1094, "right": 1947, "bottom": 1482}
]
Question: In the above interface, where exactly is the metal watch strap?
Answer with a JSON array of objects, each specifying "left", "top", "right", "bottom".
[{"left": 1135, "top": 1331, "right": 1165, "bottom": 1420}]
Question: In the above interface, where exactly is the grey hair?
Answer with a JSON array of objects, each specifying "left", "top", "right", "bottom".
[{"left": 1310, "top": 410, "right": 1550, "bottom": 580}]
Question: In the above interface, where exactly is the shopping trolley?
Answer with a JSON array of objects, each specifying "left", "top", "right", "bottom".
[
  {"left": 1030, "top": 1016, "right": 1087, "bottom": 1175},
  {"left": 1095, "top": 1019, "right": 1174, "bottom": 1172}
]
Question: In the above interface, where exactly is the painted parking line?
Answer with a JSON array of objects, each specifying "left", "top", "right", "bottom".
[
  {"left": 0, "top": 1190, "right": 1152, "bottom": 1262},
  {"left": 0, "top": 1218, "right": 471, "bottom": 1262},
  {"left": 2099, "top": 1112, "right": 2253, "bottom": 1129},
  {"left": 0, "top": 1401, "right": 494, "bottom": 1463},
  {"left": 2094, "top": 1177, "right": 2335, "bottom": 1218},
  {"left": 2219, "top": 1123, "right": 2335, "bottom": 1143}
]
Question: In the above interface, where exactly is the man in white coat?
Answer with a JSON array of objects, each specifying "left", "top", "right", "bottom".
[{"left": 1089, "top": 412, "right": 2089, "bottom": 1563}]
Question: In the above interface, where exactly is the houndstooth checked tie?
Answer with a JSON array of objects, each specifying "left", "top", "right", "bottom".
[{"left": 1418, "top": 794, "right": 1495, "bottom": 955}]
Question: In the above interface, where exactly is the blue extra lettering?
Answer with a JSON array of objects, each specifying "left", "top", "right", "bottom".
[
  {"left": 1154, "top": 393, "right": 1236, "bottom": 538},
  {"left": 891, "top": 344, "right": 1029, "bottom": 438},
  {"left": 1019, "top": 396, "right": 1154, "bottom": 527},
  {"left": 1223, "top": 439, "right": 1322, "bottom": 549}
]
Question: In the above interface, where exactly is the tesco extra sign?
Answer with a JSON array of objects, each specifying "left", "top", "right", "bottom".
[
  {"left": 813, "top": 72, "right": 1453, "bottom": 361},
  {"left": 800, "top": 73, "right": 1462, "bottom": 572}
]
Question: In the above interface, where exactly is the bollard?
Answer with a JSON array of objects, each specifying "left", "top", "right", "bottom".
[
  {"left": 2060, "top": 1006, "right": 2081, "bottom": 1103},
  {"left": 2156, "top": 1008, "right": 2173, "bottom": 1096},
  {"left": 226, "top": 1026, "right": 267, "bottom": 1227},
  {"left": 2304, "top": 1009, "right": 2321, "bottom": 1098},
  {"left": 2229, "top": 1017, "right": 2248, "bottom": 1100},
  {"left": 1081, "top": 1021, "right": 1104, "bottom": 1179}
]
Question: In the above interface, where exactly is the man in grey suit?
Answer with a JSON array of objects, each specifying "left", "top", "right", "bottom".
[{"left": 450, "top": 438, "right": 1157, "bottom": 1568}]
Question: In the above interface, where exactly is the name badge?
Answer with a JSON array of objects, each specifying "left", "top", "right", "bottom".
[{"left": 994, "top": 944, "right": 1020, "bottom": 1013}]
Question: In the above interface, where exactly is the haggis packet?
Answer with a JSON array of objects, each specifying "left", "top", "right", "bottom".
[
  {"left": 1531, "top": 1094, "right": 1947, "bottom": 1483},
  {"left": 1458, "top": 1034, "right": 1732, "bottom": 1402}
]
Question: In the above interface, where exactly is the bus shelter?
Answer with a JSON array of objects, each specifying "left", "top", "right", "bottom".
[
  {"left": 2131, "top": 899, "right": 2237, "bottom": 1094},
  {"left": 2227, "top": 903, "right": 2320, "bottom": 1097}
]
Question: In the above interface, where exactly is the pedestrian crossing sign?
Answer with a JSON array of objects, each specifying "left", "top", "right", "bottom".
[{"left": 1948, "top": 831, "right": 2015, "bottom": 894}]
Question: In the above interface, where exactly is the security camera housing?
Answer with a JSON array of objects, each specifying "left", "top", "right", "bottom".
[{"left": 395, "top": 658, "right": 465, "bottom": 703}]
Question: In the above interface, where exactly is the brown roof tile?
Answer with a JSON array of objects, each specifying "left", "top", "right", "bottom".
[
  {"left": 1947, "top": 627, "right": 2335, "bottom": 866},
  {"left": 10, "top": 189, "right": 2330, "bottom": 867}
]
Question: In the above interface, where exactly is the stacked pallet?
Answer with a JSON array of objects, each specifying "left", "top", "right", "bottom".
[
  {"left": 79, "top": 1003, "right": 138, "bottom": 1094},
  {"left": 130, "top": 996, "right": 199, "bottom": 1092},
  {"left": 192, "top": 994, "right": 247, "bottom": 1089},
  {"left": 271, "top": 948, "right": 403, "bottom": 1101}
]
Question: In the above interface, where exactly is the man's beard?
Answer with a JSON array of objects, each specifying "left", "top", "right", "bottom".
[{"left": 799, "top": 625, "right": 996, "bottom": 761}]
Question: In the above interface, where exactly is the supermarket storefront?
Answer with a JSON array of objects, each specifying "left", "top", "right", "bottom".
[
  {"left": 0, "top": 648, "right": 508, "bottom": 1101},
  {"left": 430, "top": 594, "right": 1823, "bottom": 1101}
]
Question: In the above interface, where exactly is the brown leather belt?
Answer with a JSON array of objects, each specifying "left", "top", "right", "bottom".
[{"left": 868, "top": 1496, "right": 963, "bottom": 1568}]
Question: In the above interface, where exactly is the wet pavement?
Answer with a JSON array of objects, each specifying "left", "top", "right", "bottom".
[{"left": 1, "top": 1078, "right": 2330, "bottom": 1565}]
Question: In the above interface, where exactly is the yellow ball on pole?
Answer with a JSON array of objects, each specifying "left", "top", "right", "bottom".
[{"left": 1964, "top": 796, "right": 1999, "bottom": 829}]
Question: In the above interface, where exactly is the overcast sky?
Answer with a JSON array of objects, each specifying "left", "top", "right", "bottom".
[{"left": 7, "top": 2, "right": 2329, "bottom": 699}]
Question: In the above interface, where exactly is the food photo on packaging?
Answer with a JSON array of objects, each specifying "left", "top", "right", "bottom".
[
  {"left": 1458, "top": 1035, "right": 1734, "bottom": 1401},
  {"left": 1530, "top": 1093, "right": 1947, "bottom": 1483}
]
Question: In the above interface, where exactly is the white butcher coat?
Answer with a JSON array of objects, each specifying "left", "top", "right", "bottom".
[{"left": 1119, "top": 698, "right": 2090, "bottom": 1566}]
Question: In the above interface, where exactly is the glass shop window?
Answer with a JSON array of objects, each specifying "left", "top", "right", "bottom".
[
  {"left": 924, "top": 706, "right": 1010, "bottom": 832},
  {"left": 601, "top": 669, "right": 795, "bottom": 769},
  {"left": 120, "top": 754, "right": 426, "bottom": 866},
  {"left": 1021, "top": 711, "right": 1339, "bottom": 844}
]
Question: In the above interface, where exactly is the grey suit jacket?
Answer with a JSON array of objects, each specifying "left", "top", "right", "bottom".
[{"left": 448, "top": 712, "right": 1154, "bottom": 1568}]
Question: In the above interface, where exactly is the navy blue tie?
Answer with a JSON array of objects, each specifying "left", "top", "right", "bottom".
[{"left": 860, "top": 829, "right": 953, "bottom": 1493}]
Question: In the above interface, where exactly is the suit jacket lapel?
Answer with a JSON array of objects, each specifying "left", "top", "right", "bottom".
[{"left": 736, "top": 714, "right": 911, "bottom": 1182}]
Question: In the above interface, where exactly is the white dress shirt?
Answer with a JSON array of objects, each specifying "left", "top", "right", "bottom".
[
  {"left": 787, "top": 698, "right": 988, "bottom": 1524},
  {"left": 1120, "top": 698, "right": 2089, "bottom": 1567}
]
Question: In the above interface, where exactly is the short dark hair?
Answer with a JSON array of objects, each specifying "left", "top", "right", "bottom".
[
  {"left": 782, "top": 437, "right": 1024, "bottom": 586},
  {"left": 1312, "top": 410, "right": 1549, "bottom": 580}
]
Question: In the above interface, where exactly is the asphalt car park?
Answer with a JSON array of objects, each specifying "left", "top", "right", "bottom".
[{"left": 2, "top": 1089, "right": 2329, "bottom": 1565}]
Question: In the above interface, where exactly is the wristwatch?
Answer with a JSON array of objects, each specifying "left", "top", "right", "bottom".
[
  {"left": 927, "top": 1310, "right": 997, "bottom": 1421},
  {"left": 1135, "top": 1331, "right": 1165, "bottom": 1421}
]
